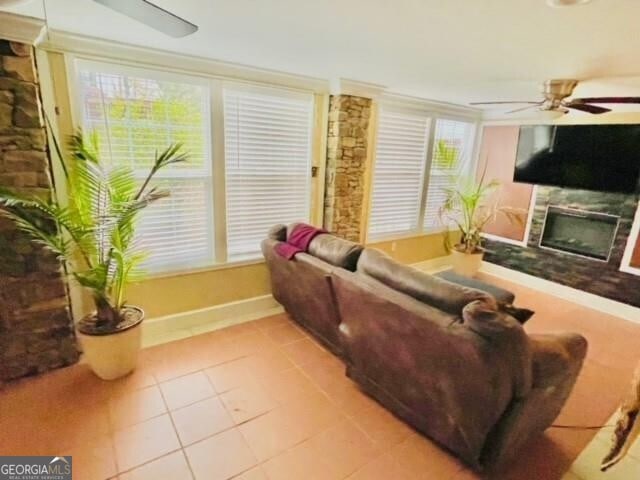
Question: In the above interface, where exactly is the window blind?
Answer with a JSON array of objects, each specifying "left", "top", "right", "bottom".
[
  {"left": 368, "top": 108, "right": 430, "bottom": 240},
  {"left": 76, "top": 61, "right": 214, "bottom": 272},
  {"left": 423, "top": 119, "right": 476, "bottom": 231},
  {"left": 224, "top": 86, "right": 313, "bottom": 259}
]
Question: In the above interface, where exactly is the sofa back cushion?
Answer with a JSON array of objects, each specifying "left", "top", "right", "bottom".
[
  {"left": 308, "top": 234, "right": 363, "bottom": 271},
  {"left": 356, "top": 248, "right": 493, "bottom": 315}
]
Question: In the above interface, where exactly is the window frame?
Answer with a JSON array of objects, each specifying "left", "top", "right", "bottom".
[
  {"left": 620, "top": 201, "right": 640, "bottom": 277},
  {"left": 366, "top": 99, "right": 480, "bottom": 243},
  {"left": 421, "top": 116, "right": 479, "bottom": 234},
  {"left": 67, "top": 55, "right": 320, "bottom": 277}
]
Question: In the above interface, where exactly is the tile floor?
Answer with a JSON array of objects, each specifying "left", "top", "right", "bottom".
[{"left": 1, "top": 273, "right": 640, "bottom": 480}]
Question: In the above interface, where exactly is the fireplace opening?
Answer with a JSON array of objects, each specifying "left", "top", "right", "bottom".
[{"left": 540, "top": 206, "right": 620, "bottom": 261}]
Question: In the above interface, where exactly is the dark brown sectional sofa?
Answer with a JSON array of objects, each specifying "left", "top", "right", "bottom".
[{"left": 261, "top": 224, "right": 587, "bottom": 472}]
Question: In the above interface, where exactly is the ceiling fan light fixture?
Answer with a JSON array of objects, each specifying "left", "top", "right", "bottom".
[
  {"left": 533, "top": 109, "right": 566, "bottom": 121},
  {"left": 546, "top": 0, "right": 592, "bottom": 8}
]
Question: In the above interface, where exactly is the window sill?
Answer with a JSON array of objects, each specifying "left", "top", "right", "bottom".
[
  {"left": 366, "top": 228, "right": 450, "bottom": 244},
  {"left": 145, "top": 256, "right": 264, "bottom": 280}
]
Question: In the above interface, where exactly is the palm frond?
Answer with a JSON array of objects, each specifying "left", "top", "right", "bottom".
[
  {"left": 68, "top": 130, "right": 100, "bottom": 164},
  {"left": 110, "top": 247, "right": 147, "bottom": 309},
  {"left": 0, "top": 207, "right": 68, "bottom": 259},
  {"left": 108, "top": 166, "right": 137, "bottom": 204},
  {"left": 135, "top": 143, "right": 187, "bottom": 200}
]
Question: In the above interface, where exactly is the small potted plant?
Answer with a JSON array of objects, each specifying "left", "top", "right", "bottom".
[
  {"left": 439, "top": 171, "right": 523, "bottom": 277},
  {"left": 0, "top": 131, "right": 187, "bottom": 380}
]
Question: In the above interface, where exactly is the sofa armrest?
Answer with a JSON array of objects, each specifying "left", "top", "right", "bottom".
[
  {"left": 481, "top": 332, "right": 588, "bottom": 470},
  {"left": 530, "top": 333, "right": 588, "bottom": 388}
]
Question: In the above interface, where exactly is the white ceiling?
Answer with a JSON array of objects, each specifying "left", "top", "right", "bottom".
[{"left": 4, "top": 0, "right": 640, "bottom": 111}]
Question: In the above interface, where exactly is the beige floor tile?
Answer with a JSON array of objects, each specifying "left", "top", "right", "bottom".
[
  {"left": 112, "top": 415, "right": 181, "bottom": 471},
  {"left": 118, "top": 450, "right": 193, "bottom": 480},
  {"left": 185, "top": 428, "right": 257, "bottom": 480},
  {"left": 108, "top": 385, "right": 167, "bottom": 430},
  {"left": 160, "top": 371, "right": 216, "bottom": 410},
  {"left": 219, "top": 383, "right": 279, "bottom": 424},
  {"left": 171, "top": 396, "right": 234, "bottom": 446}
]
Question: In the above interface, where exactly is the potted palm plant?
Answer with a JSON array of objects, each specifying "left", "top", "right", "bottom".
[
  {"left": 439, "top": 171, "right": 523, "bottom": 277},
  {"left": 0, "top": 131, "right": 187, "bottom": 380}
]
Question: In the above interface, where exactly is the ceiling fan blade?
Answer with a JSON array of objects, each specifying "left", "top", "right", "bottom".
[
  {"left": 93, "top": 0, "right": 198, "bottom": 37},
  {"left": 469, "top": 101, "right": 540, "bottom": 105},
  {"left": 566, "top": 103, "right": 611, "bottom": 114},
  {"left": 506, "top": 104, "right": 542, "bottom": 114},
  {"left": 570, "top": 97, "right": 640, "bottom": 104}
]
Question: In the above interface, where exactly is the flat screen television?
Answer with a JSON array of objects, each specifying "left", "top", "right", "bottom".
[{"left": 513, "top": 124, "right": 640, "bottom": 193}]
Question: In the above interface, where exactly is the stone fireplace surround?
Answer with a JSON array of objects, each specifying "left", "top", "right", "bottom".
[{"left": 484, "top": 186, "right": 640, "bottom": 308}]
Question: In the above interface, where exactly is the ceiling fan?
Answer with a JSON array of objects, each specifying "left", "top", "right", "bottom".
[
  {"left": 471, "top": 79, "right": 640, "bottom": 115},
  {"left": 0, "top": 0, "right": 198, "bottom": 37},
  {"left": 93, "top": 0, "right": 198, "bottom": 37}
]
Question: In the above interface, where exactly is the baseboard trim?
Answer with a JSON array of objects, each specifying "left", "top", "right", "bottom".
[
  {"left": 142, "top": 294, "right": 284, "bottom": 348},
  {"left": 480, "top": 262, "right": 640, "bottom": 324}
]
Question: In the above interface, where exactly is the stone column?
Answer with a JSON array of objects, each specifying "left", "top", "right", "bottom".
[
  {"left": 0, "top": 39, "right": 79, "bottom": 383},
  {"left": 323, "top": 95, "right": 372, "bottom": 242}
]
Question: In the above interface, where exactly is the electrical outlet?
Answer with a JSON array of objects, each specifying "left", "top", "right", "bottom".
[{"left": 391, "top": 241, "right": 397, "bottom": 252}]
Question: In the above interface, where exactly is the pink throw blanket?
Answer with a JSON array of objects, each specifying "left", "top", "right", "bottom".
[{"left": 275, "top": 224, "right": 327, "bottom": 260}]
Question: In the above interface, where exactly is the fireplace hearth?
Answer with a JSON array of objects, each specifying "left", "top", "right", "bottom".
[{"left": 540, "top": 206, "right": 620, "bottom": 261}]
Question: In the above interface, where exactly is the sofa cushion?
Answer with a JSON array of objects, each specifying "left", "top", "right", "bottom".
[
  {"left": 308, "top": 234, "right": 363, "bottom": 271},
  {"left": 356, "top": 248, "right": 493, "bottom": 315},
  {"left": 462, "top": 300, "right": 521, "bottom": 336},
  {"left": 433, "top": 270, "right": 534, "bottom": 324}
]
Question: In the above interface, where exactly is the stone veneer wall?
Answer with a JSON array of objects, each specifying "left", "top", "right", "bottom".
[
  {"left": 484, "top": 186, "right": 640, "bottom": 307},
  {"left": 323, "top": 95, "right": 372, "bottom": 242},
  {"left": 0, "top": 39, "right": 78, "bottom": 383}
]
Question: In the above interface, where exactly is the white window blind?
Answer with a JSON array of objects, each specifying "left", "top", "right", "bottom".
[
  {"left": 423, "top": 119, "right": 476, "bottom": 231},
  {"left": 368, "top": 108, "right": 430, "bottom": 240},
  {"left": 76, "top": 60, "right": 214, "bottom": 273},
  {"left": 224, "top": 86, "right": 313, "bottom": 259}
]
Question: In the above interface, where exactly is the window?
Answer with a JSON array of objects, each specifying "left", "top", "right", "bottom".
[
  {"left": 368, "top": 107, "right": 476, "bottom": 241},
  {"left": 74, "top": 59, "right": 316, "bottom": 273},
  {"left": 423, "top": 119, "right": 476, "bottom": 230},
  {"left": 368, "top": 108, "right": 430, "bottom": 240},
  {"left": 76, "top": 61, "right": 214, "bottom": 273},
  {"left": 224, "top": 86, "right": 313, "bottom": 259}
]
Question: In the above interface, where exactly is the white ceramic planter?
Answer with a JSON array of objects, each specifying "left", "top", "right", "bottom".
[
  {"left": 78, "top": 309, "right": 143, "bottom": 380},
  {"left": 450, "top": 248, "right": 484, "bottom": 278}
]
